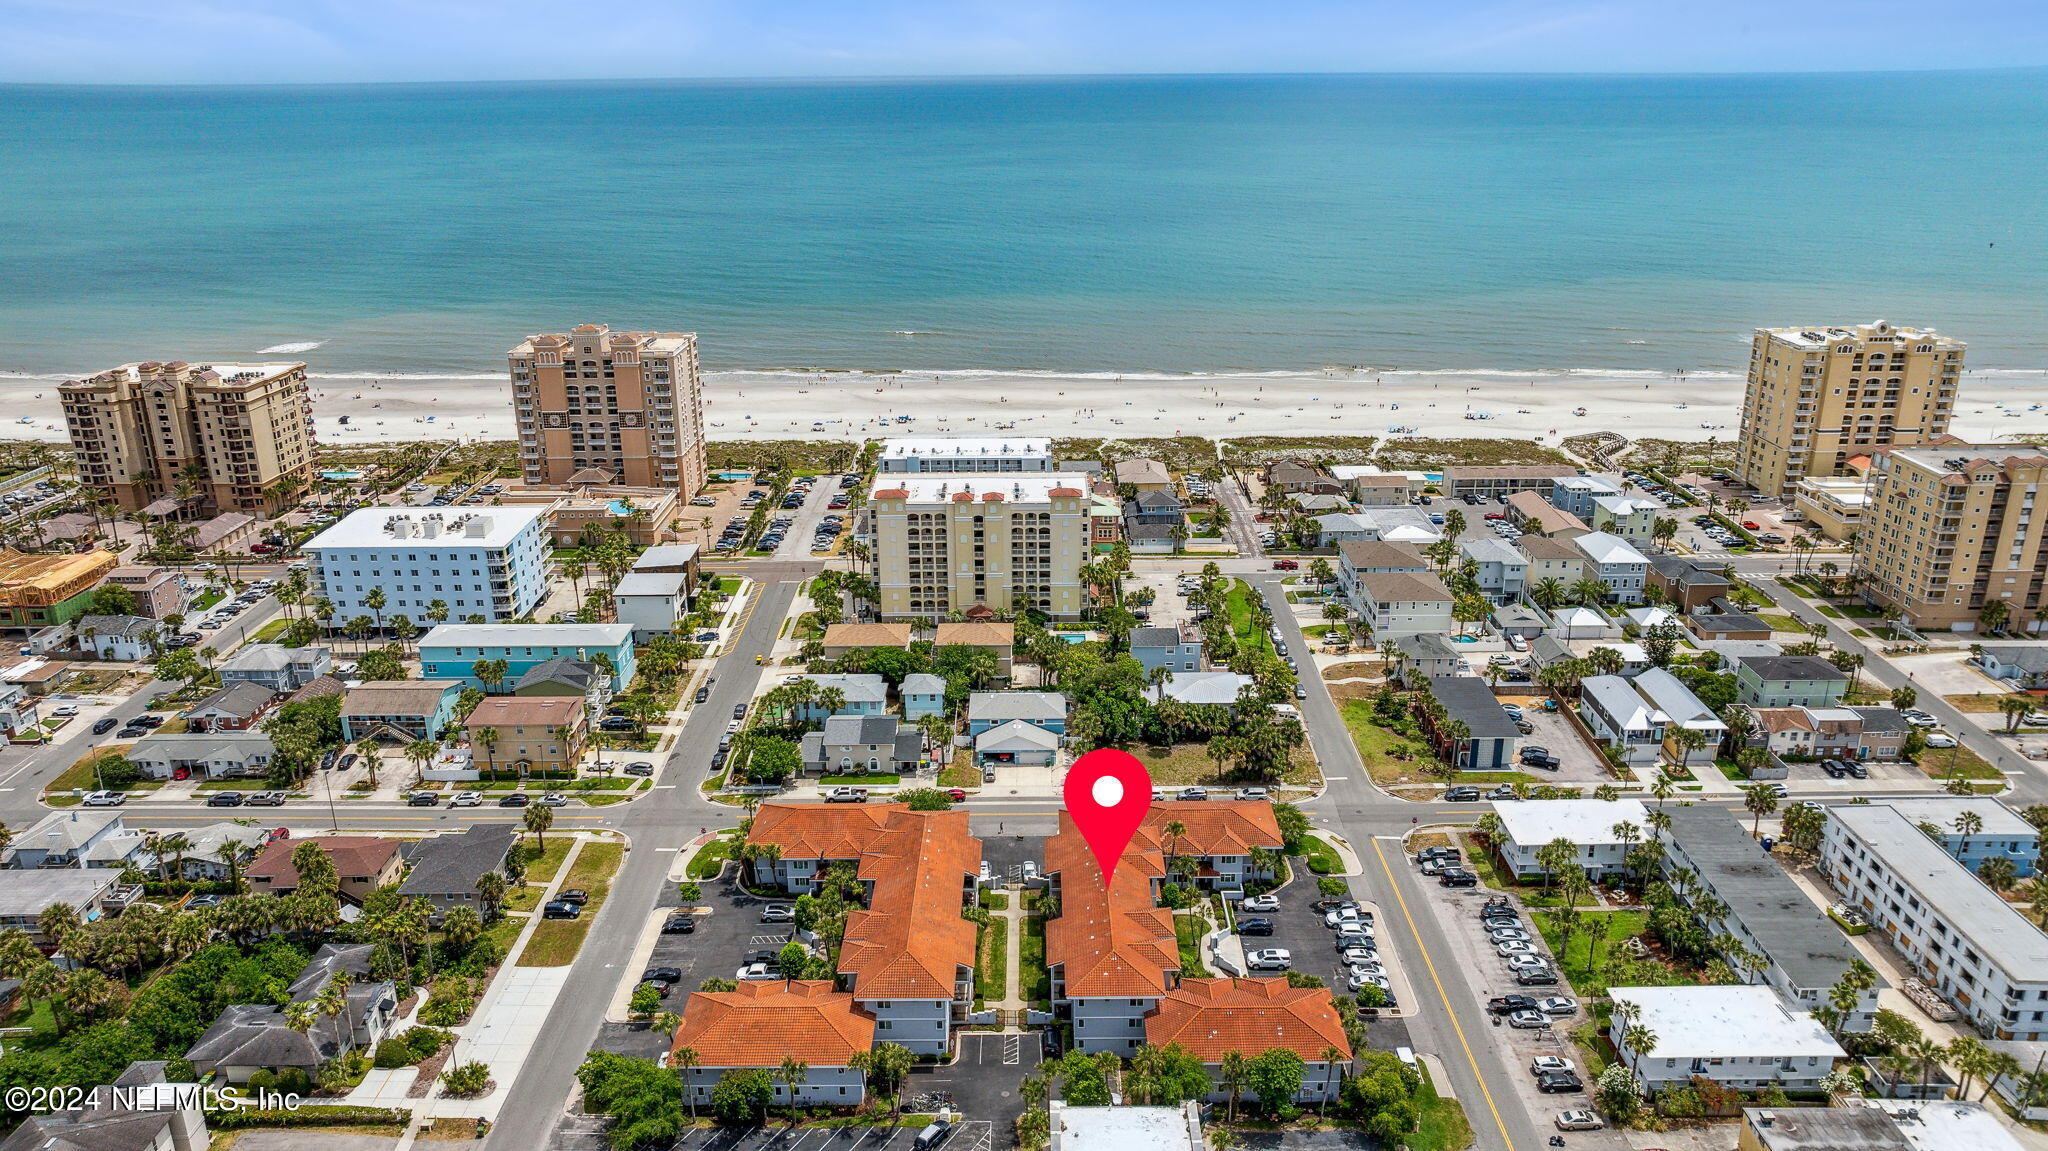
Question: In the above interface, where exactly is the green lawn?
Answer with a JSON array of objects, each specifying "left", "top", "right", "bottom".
[
  {"left": 975, "top": 918, "right": 1007, "bottom": 1005},
  {"left": 1224, "top": 580, "right": 1273, "bottom": 655},
  {"left": 1527, "top": 908, "right": 1702, "bottom": 996},
  {"left": 518, "top": 841, "right": 623, "bottom": 967},
  {"left": 1173, "top": 913, "right": 1207, "bottom": 974},
  {"left": 687, "top": 831, "right": 740, "bottom": 880},
  {"left": 1298, "top": 834, "right": 1342, "bottom": 875},
  {"left": 191, "top": 588, "right": 225, "bottom": 610},
  {"left": 1409, "top": 1064, "right": 1476, "bottom": 1151},
  {"left": 1755, "top": 612, "right": 1801, "bottom": 632},
  {"left": 1336, "top": 699, "right": 1454, "bottom": 785},
  {"left": 1019, "top": 914, "right": 1049, "bottom": 1007},
  {"left": 820, "top": 773, "right": 901, "bottom": 785}
]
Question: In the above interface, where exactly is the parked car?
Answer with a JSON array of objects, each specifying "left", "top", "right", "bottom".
[
  {"left": 81, "top": 790, "right": 126, "bottom": 807},
  {"left": 406, "top": 791, "right": 440, "bottom": 806},
  {"left": 450, "top": 792, "right": 482, "bottom": 807},
  {"left": 1443, "top": 786, "right": 1482, "bottom": 802},
  {"left": 1508, "top": 1010, "right": 1548, "bottom": 1029},
  {"left": 1923, "top": 732, "right": 1959, "bottom": 748},
  {"left": 623, "top": 761, "right": 655, "bottom": 777},
  {"left": 1238, "top": 918, "right": 1275, "bottom": 936},
  {"left": 536, "top": 793, "right": 569, "bottom": 807},
  {"left": 206, "top": 792, "right": 244, "bottom": 807},
  {"left": 1177, "top": 787, "right": 1209, "bottom": 801},
  {"left": 1538, "top": 996, "right": 1579, "bottom": 1015},
  {"left": 1514, "top": 966, "right": 1560, "bottom": 986},
  {"left": 1245, "top": 949, "right": 1292, "bottom": 971},
  {"left": 761, "top": 903, "right": 796, "bottom": 922},
  {"left": 642, "top": 966, "right": 684, "bottom": 985},
  {"left": 1536, "top": 1071, "right": 1585, "bottom": 1094},
  {"left": 554, "top": 889, "right": 589, "bottom": 906},
  {"left": 1241, "top": 894, "right": 1280, "bottom": 912},
  {"left": 245, "top": 791, "right": 287, "bottom": 807},
  {"left": 91, "top": 716, "right": 120, "bottom": 735},
  {"left": 497, "top": 793, "right": 530, "bottom": 807},
  {"left": 543, "top": 901, "right": 582, "bottom": 920},
  {"left": 1555, "top": 1110, "right": 1604, "bottom": 1131},
  {"left": 662, "top": 912, "right": 698, "bottom": 934},
  {"left": 1438, "top": 870, "right": 1478, "bottom": 887},
  {"left": 1487, "top": 995, "right": 1538, "bottom": 1015}
]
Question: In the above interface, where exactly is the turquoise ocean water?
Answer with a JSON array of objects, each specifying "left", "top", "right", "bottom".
[{"left": 2, "top": 72, "right": 2047, "bottom": 376}]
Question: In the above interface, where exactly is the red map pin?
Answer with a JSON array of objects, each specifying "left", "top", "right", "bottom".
[{"left": 1064, "top": 748, "right": 1153, "bottom": 885}]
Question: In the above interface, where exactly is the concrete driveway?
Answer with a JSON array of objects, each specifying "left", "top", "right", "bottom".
[{"left": 1502, "top": 700, "right": 1612, "bottom": 784}]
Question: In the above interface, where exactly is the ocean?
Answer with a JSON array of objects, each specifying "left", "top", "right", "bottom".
[{"left": 2, "top": 71, "right": 2047, "bottom": 378}]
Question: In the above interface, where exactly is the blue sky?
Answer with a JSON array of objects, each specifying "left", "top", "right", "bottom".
[{"left": 3, "top": 0, "right": 2046, "bottom": 83}]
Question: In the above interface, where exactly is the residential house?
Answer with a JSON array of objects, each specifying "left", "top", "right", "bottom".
[
  {"left": 1550, "top": 605, "right": 1622, "bottom": 640},
  {"left": 1490, "top": 799, "right": 1652, "bottom": 880},
  {"left": 512, "top": 657, "right": 611, "bottom": 716},
  {"left": 629, "top": 541, "right": 700, "bottom": 584},
  {"left": 800, "top": 715, "right": 923, "bottom": 775},
  {"left": 1754, "top": 706, "right": 1905, "bottom": 762},
  {"left": 792, "top": 673, "right": 889, "bottom": 722},
  {"left": 174, "top": 822, "right": 271, "bottom": 881},
  {"left": 900, "top": 673, "right": 947, "bottom": 720},
  {"left": 183, "top": 682, "right": 277, "bottom": 732},
  {"left": 4, "top": 810, "right": 148, "bottom": 870},
  {"left": 216, "top": 644, "right": 331, "bottom": 693},
  {"left": 1974, "top": 645, "right": 2048, "bottom": 685},
  {"left": 1131, "top": 625, "right": 1205, "bottom": 677},
  {"left": 0, "top": 870, "right": 134, "bottom": 943},
  {"left": 1506, "top": 490, "right": 1589, "bottom": 537},
  {"left": 967, "top": 691, "right": 1067, "bottom": 738},
  {"left": 1460, "top": 538, "right": 1527, "bottom": 602},
  {"left": 1516, "top": 535, "right": 1586, "bottom": 594},
  {"left": 1145, "top": 671, "right": 1255, "bottom": 708},
  {"left": 1353, "top": 570, "right": 1454, "bottom": 642},
  {"left": 187, "top": 512, "right": 258, "bottom": 555},
  {"left": 0, "top": 1059, "right": 207, "bottom": 1151},
  {"left": 464, "top": 695, "right": 587, "bottom": 775},
  {"left": 1440, "top": 466, "right": 1576, "bottom": 502},
  {"left": 1313, "top": 509, "right": 1441, "bottom": 548},
  {"left": 1609, "top": 985, "right": 1843, "bottom": 1092},
  {"left": 1589, "top": 495, "right": 1662, "bottom": 543},
  {"left": 672, "top": 981, "right": 875, "bottom": 1106},
  {"left": 0, "top": 680, "right": 38, "bottom": 739},
  {"left": 1578, "top": 675, "right": 1668, "bottom": 767},
  {"left": 1623, "top": 602, "right": 1680, "bottom": 629},
  {"left": 1649, "top": 555, "right": 1733, "bottom": 612},
  {"left": 932, "top": 621, "right": 1015, "bottom": 676},
  {"left": 398, "top": 824, "right": 518, "bottom": 922},
  {"left": 186, "top": 944, "right": 398, "bottom": 1084},
  {"left": 977, "top": 720, "right": 1060, "bottom": 766},
  {"left": 1044, "top": 812, "right": 1181, "bottom": 1053},
  {"left": 1289, "top": 493, "right": 1349, "bottom": 513},
  {"left": 1114, "top": 458, "right": 1173, "bottom": 492},
  {"left": 1659, "top": 805, "right": 1881, "bottom": 1028},
  {"left": 1420, "top": 675, "right": 1521, "bottom": 770},
  {"left": 1690, "top": 613, "right": 1776, "bottom": 642},
  {"left": 1342, "top": 473, "right": 1412, "bottom": 507},
  {"left": 417, "top": 623, "right": 636, "bottom": 690},
  {"left": 1262, "top": 459, "right": 1334, "bottom": 494},
  {"left": 1734, "top": 656, "right": 1849, "bottom": 708},
  {"left": 339, "top": 679, "right": 464, "bottom": 742},
  {"left": 1122, "top": 490, "right": 1184, "bottom": 527},
  {"left": 820, "top": 622, "right": 913, "bottom": 662},
  {"left": 1145, "top": 979, "right": 1350, "bottom": 1103},
  {"left": 78, "top": 614, "right": 156, "bottom": 660},
  {"left": 1631, "top": 667, "right": 1729, "bottom": 767},
  {"left": 102, "top": 564, "right": 185, "bottom": 618},
  {"left": 1395, "top": 633, "right": 1469, "bottom": 680},
  {"left": 127, "top": 732, "right": 276, "bottom": 780},
  {"left": 743, "top": 804, "right": 982, "bottom": 1054},
  {"left": 1548, "top": 475, "right": 1624, "bottom": 518},
  {"left": 1143, "top": 801, "right": 1283, "bottom": 891},
  {"left": 1491, "top": 602, "right": 1548, "bottom": 639},
  {"left": 1335, "top": 540, "right": 1430, "bottom": 604},
  {"left": 612, "top": 570, "right": 688, "bottom": 640},
  {"left": 245, "top": 836, "right": 402, "bottom": 905},
  {"left": 1571, "top": 531, "right": 1650, "bottom": 603}
]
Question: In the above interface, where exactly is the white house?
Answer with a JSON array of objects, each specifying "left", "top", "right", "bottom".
[
  {"left": 78, "top": 615, "right": 156, "bottom": 661},
  {"left": 1354, "top": 570, "right": 1454, "bottom": 642},
  {"left": 612, "top": 570, "right": 688, "bottom": 640},
  {"left": 1460, "top": 538, "right": 1528, "bottom": 602},
  {"left": 1630, "top": 666, "right": 1728, "bottom": 767},
  {"left": 1491, "top": 798, "right": 1651, "bottom": 880},
  {"left": 1571, "top": 531, "right": 1650, "bottom": 603},
  {"left": 1577, "top": 675, "right": 1668, "bottom": 767},
  {"left": 1589, "top": 495, "right": 1661, "bottom": 544},
  {"left": 1609, "top": 985, "right": 1843, "bottom": 1091},
  {"left": 127, "top": 732, "right": 277, "bottom": 781},
  {"left": 305, "top": 507, "right": 550, "bottom": 625}
]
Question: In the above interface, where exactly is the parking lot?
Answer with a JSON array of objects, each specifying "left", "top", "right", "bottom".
[
  {"left": 552, "top": 1117, "right": 997, "bottom": 1151},
  {"left": 1241, "top": 872, "right": 1414, "bottom": 1013},
  {"left": 1496, "top": 696, "right": 1612, "bottom": 784}
]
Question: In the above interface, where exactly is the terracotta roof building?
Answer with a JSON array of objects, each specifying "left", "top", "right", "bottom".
[
  {"left": 672, "top": 981, "right": 875, "bottom": 1109},
  {"left": 933, "top": 620, "right": 1016, "bottom": 674},
  {"left": 746, "top": 803, "right": 982, "bottom": 1055},
  {"left": 1140, "top": 802, "right": 1285, "bottom": 890},
  {"left": 463, "top": 694, "right": 586, "bottom": 775},
  {"left": 1044, "top": 811, "right": 1180, "bottom": 1053},
  {"left": 1147, "top": 978, "right": 1352, "bottom": 1102},
  {"left": 821, "top": 622, "right": 913, "bottom": 659},
  {"left": 245, "top": 836, "right": 401, "bottom": 905}
]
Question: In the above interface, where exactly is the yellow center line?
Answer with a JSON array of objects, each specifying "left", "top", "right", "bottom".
[{"left": 1370, "top": 836, "right": 1517, "bottom": 1151}]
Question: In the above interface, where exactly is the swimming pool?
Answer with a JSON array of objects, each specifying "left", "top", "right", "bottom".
[{"left": 1450, "top": 635, "right": 1477, "bottom": 643}]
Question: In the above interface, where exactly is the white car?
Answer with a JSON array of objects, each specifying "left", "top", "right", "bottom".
[
  {"left": 1246, "top": 949, "right": 1292, "bottom": 971},
  {"left": 1538, "top": 996, "right": 1580, "bottom": 1015},
  {"left": 761, "top": 904, "right": 796, "bottom": 922},
  {"left": 81, "top": 790, "right": 126, "bottom": 807},
  {"left": 736, "top": 962, "right": 778, "bottom": 981},
  {"left": 49, "top": 705, "right": 79, "bottom": 717},
  {"left": 1531, "top": 1056, "right": 1576, "bottom": 1075},
  {"left": 2023, "top": 712, "right": 2048, "bottom": 727},
  {"left": 1555, "top": 1110, "right": 1604, "bottom": 1131},
  {"left": 1902, "top": 711, "right": 1939, "bottom": 728},
  {"left": 1324, "top": 907, "right": 1364, "bottom": 929},
  {"left": 1346, "top": 970, "right": 1390, "bottom": 993},
  {"left": 450, "top": 792, "right": 482, "bottom": 808},
  {"left": 1506, "top": 634, "right": 1528, "bottom": 651},
  {"left": 1923, "top": 732, "right": 1959, "bottom": 748},
  {"left": 1339, "top": 946, "right": 1375, "bottom": 965},
  {"left": 1488, "top": 928, "right": 1531, "bottom": 943},
  {"left": 1505, "top": 953, "right": 1549, "bottom": 970},
  {"left": 1498, "top": 940, "right": 1537, "bottom": 956},
  {"left": 1241, "top": 894, "right": 1280, "bottom": 913}
]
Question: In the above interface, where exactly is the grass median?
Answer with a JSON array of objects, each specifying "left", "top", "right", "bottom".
[{"left": 517, "top": 840, "right": 624, "bottom": 968}]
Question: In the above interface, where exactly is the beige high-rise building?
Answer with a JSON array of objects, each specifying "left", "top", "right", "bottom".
[
  {"left": 507, "top": 325, "right": 706, "bottom": 496},
  {"left": 1859, "top": 442, "right": 2048, "bottom": 632},
  {"left": 1736, "top": 321, "right": 1964, "bottom": 498},
  {"left": 868, "top": 474, "right": 1092, "bottom": 621},
  {"left": 59, "top": 360, "right": 315, "bottom": 517}
]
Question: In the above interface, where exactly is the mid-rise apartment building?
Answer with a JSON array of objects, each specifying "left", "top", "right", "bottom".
[
  {"left": 1044, "top": 811, "right": 1181, "bottom": 1054},
  {"left": 879, "top": 437, "right": 1053, "bottom": 473},
  {"left": 59, "top": 360, "right": 315, "bottom": 516},
  {"left": 1737, "top": 321, "right": 1964, "bottom": 498},
  {"left": 507, "top": 325, "right": 706, "bottom": 496},
  {"left": 1860, "top": 443, "right": 2048, "bottom": 631},
  {"left": 1822, "top": 803, "right": 2048, "bottom": 1040},
  {"left": 868, "top": 474, "right": 1091, "bottom": 621},
  {"left": 305, "top": 508, "right": 549, "bottom": 625}
]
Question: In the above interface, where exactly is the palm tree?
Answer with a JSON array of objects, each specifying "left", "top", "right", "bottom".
[
  {"left": 523, "top": 804, "right": 554, "bottom": 852},
  {"left": 473, "top": 726, "right": 500, "bottom": 771},
  {"left": 475, "top": 871, "right": 508, "bottom": 919},
  {"left": 777, "top": 1056, "right": 808, "bottom": 1125},
  {"left": 1218, "top": 1050, "right": 1249, "bottom": 1122},
  {"left": 674, "top": 1046, "right": 702, "bottom": 1120},
  {"left": 1742, "top": 783, "right": 1780, "bottom": 838}
]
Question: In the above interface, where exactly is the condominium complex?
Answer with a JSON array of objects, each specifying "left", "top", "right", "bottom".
[
  {"left": 304, "top": 507, "right": 550, "bottom": 625},
  {"left": 1859, "top": 443, "right": 2048, "bottom": 631},
  {"left": 867, "top": 474, "right": 1092, "bottom": 621},
  {"left": 59, "top": 360, "right": 315, "bottom": 517},
  {"left": 879, "top": 437, "right": 1053, "bottom": 473},
  {"left": 507, "top": 325, "right": 706, "bottom": 496},
  {"left": 1736, "top": 321, "right": 1964, "bottom": 498}
]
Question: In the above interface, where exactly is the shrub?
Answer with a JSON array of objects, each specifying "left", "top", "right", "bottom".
[
  {"left": 629, "top": 984, "right": 664, "bottom": 1017},
  {"left": 440, "top": 1061, "right": 493, "bottom": 1097},
  {"left": 274, "top": 1067, "right": 312, "bottom": 1096},
  {"left": 245, "top": 1069, "right": 278, "bottom": 1092},
  {"left": 1316, "top": 876, "right": 1349, "bottom": 898},
  {"left": 401, "top": 1026, "right": 454, "bottom": 1059},
  {"left": 207, "top": 1105, "right": 411, "bottom": 1130},
  {"left": 373, "top": 1041, "right": 418, "bottom": 1069}
]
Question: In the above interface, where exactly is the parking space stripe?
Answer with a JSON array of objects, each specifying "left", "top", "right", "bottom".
[{"left": 1370, "top": 836, "right": 1518, "bottom": 1151}]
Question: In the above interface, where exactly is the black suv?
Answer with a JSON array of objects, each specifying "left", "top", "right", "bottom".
[
  {"left": 1536, "top": 1071, "right": 1585, "bottom": 1094},
  {"left": 1437, "top": 870, "right": 1478, "bottom": 888},
  {"left": 1444, "top": 786, "right": 1481, "bottom": 802},
  {"left": 662, "top": 912, "right": 697, "bottom": 934},
  {"left": 1487, "top": 995, "right": 1538, "bottom": 1015},
  {"left": 1237, "top": 918, "right": 1275, "bottom": 936}
]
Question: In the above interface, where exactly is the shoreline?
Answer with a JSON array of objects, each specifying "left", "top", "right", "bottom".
[{"left": 5, "top": 366, "right": 2048, "bottom": 448}]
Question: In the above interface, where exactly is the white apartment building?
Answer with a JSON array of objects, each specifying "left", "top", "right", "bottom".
[
  {"left": 1609, "top": 985, "right": 1844, "bottom": 1091},
  {"left": 305, "top": 507, "right": 550, "bottom": 625},
  {"left": 1822, "top": 804, "right": 2048, "bottom": 1040},
  {"left": 1572, "top": 531, "right": 1651, "bottom": 603},
  {"left": 1491, "top": 798, "right": 1650, "bottom": 880},
  {"left": 879, "top": 437, "right": 1053, "bottom": 473},
  {"left": 868, "top": 474, "right": 1091, "bottom": 621}
]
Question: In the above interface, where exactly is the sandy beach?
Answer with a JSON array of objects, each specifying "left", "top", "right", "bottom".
[{"left": 7, "top": 366, "right": 2048, "bottom": 449}]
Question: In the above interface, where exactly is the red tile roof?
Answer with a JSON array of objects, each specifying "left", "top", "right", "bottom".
[
  {"left": 1144, "top": 801, "right": 1284, "bottom": 859},
  {"left": 1044, "top": 812, "right": 1178, "bottom": 999},
  {"left": 1146, "top": 978, "right": 1353, "bottom": 1063},
  {"left": 672, "top": 980, "right": 874, "bottom": 1067}
]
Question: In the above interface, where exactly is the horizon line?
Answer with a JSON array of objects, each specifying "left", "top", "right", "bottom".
[{"left": 3, "top": 64, "right": 2047, "bottom": 91}]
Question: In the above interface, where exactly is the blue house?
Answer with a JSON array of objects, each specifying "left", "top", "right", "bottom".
[
  {"left": 340, "top": 680, "right": 466, "bottom": 743},
  {"left": 1130, "top": 625, "right": 1204, "bottom": 677},
  {"left": 901, "top": 673, "right": 947, "bottom": 720},
  {"left": 966, "top": 692, "right": 1067, "bottom": 738},
  {"left": 792, "top": 674, "right": 888, "bottom": 722},
  {"left": 417, "top": 624, "right": 637, "bottom": 690}
]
